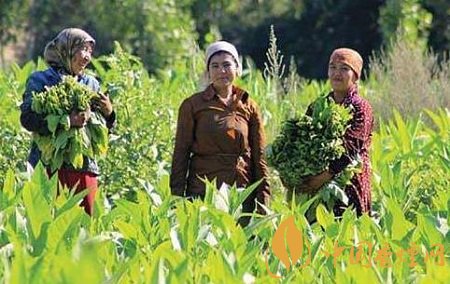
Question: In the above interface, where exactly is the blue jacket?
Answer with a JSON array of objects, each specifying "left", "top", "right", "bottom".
[{"left": 20, "top": 67, "right": 116, "bottom": 175}]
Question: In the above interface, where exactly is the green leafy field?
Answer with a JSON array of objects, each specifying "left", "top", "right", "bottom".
[{"left": 0, "top": 46, "right": 449, "bottom": 283}]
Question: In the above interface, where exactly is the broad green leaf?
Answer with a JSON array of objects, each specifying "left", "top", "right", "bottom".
[
  {"left": 22, "top": 171, "right": 52, "bottom": 239},
  {"left": 1, "top": 169, "right": 15, "bottom": 208},
  {"left": 150, "top": 259, "right": 166, "bottom": 284},
  {"left": 385, "top": 199, "right": 414, "bottom": 241},
  {"left": 432, "top": 189, "right": 450, "bottom": 211},
  {"left": 45, "top": 114, "right": 62, "bottom": 133},
  {"left": 54, "top": 131, "right": 70, "bottom": 150},
  {"left": 46, "top": 207, "right": 83, "bottom": 252},
  {"left": 336, "top": 263, "right": 380, "bottom": 283},
  {"left": 417, "top": 215, "right": 444, "bottom": 246},
  {"left": 113, "top": 220, "right": 138, "bottom": 240},
  {"left": 55, "top": 188, "right": 88, "bottom": 218},
  {"left": 60, "top": 242, "right": 103, "bottom": 284},
  {"left": 28, "top": 256, "right": 48, "bottom": 284},
  {"left": 9, "top": 242, "right": 28, "bottom": 284},
  {"left": 316, "top": 204, "right": 334, "bottom": 229}
]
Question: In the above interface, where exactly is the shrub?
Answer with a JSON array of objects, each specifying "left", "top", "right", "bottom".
[{"left": 367, "top": 37, "right": 450, "bottom": 122}]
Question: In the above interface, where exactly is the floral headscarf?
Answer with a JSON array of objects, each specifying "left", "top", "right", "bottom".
[
  {"left": 44, "top": 28, "right": 95, "bottom": 75},
  {"left": 329, "top": 48, "right": 363, "bottom": 79}
]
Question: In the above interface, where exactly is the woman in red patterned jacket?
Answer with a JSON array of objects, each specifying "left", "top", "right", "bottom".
[{"left": 299, "top": 48, "right": 374, "bottom": 217}]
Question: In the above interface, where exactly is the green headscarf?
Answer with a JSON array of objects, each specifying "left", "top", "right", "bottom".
[{"left": 44, "top": 28, "right": 95, "bottom": 75}]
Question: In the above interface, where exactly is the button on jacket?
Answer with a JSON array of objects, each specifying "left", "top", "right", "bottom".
[{"left": 170, "top": 84, "right": 270, "bottom": 204}]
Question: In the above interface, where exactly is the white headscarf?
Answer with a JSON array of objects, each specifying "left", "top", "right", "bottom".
[{"left": 205, "top": 41, "right": 242, "bottom": 76}]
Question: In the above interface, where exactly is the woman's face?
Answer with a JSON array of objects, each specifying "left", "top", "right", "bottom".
[
  {"left": 328, "top": 62, "right": 357, "bottom": 93},
  {"left": 208, "top": 52, "right": 238, "bottom": 89},
  {"left": 71, "top": 42, "right": 93, "bottom": 75}
]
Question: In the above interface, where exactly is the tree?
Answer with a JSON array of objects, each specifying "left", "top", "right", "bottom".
[
  {"left": 0, "top": 0, "right": 30, "bottom": 66},
  {"left": 217, "top": 0, "right": 384, "bottom": 79},
  {"left": 422, "top": 0, "right": 450, "bottom": 56},
  {"left": 23, "top": 0, "right": 198, "bottom": 73},
  {"left": 379, "top": 0, "right": 432, "bottom": 50}
]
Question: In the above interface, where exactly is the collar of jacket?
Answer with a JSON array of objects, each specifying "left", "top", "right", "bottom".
[
  {"left": 50, "top": 66, "right": 90, "bottom": 82},
  {"left": 202, "top": 83, "right": 249, "bottom": 103},
  {"left": 328, "top": 84, "right": 358, "bottom": 105}
]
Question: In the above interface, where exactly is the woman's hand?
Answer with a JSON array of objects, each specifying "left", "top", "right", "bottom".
[
  {"left": 299, "top": 170, "right": 333, "bottom": 194},
  {"left": 70, "top": 109, "right": 90, "bottom": 128},
  {"left": 93, "top": 92, "right": 113, "bottom": 118}
]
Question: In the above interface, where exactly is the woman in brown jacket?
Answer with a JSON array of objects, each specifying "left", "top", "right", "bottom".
[{"left": 170, "top": 41, "right": 270, "bottom": 226}]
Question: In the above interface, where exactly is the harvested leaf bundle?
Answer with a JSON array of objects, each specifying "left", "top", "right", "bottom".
[
  {"left": 31, "top": 76, "right": 109, "bottom": 171},
  {"left": 268, "top": 95, "right": 359, "bottom": 211}
]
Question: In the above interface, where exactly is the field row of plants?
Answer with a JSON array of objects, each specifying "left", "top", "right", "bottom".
[{"left": 0, "top": 43, "right": 448, "bottom": 283}]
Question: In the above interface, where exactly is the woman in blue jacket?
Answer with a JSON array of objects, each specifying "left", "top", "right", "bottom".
[{"left": 20, "top": 28, "right": 116, "bottom": 215}]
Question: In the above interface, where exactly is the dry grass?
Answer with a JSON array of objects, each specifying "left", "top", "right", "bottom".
[{"left": 367, "top": 38, "right": 450, "bottom": 121}]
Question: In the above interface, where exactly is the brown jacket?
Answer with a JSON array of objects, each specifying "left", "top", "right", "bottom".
[{"left": 170, "top": 84, "right": 270, "bottom": 205}]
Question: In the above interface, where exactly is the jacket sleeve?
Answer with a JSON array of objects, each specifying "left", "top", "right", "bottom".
[
  {"left": 170, "top": 98, "right": 195, "bottom": 196},
  {"left": 248, "top": 99, "right": 270, "bottom": 205},
  {"left": 329, "top": 99, "right": 373, "bottom": 175},
  {"left": 20, "top": 74, "right": 51, "bottom": 136}
]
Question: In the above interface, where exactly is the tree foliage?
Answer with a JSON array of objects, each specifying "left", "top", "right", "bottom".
[
  {"left": 215, "top": 0, "right": 384, "bottom": 79},
  {"left": 1, "top": 0, "right": 449, "bottom": 78},
  {"left": 379, "top": 0, "right": 433, "bottom": 49},
  {"left": 0, "top": 0, "right": 30, "bottom": 64},
  {"left": 24, "top": 0, "right": 197, "bottom": 73},
  {"left": 422, "top": 0, "right": 450, "bottom": 55}
]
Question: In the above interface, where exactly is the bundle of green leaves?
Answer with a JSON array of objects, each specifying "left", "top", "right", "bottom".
[
  {"left": 268, "top": 95, "right": 357, "bottom": 210},
  {"left": 31, "top": 76, "right": 109, "bottom": 172}
]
